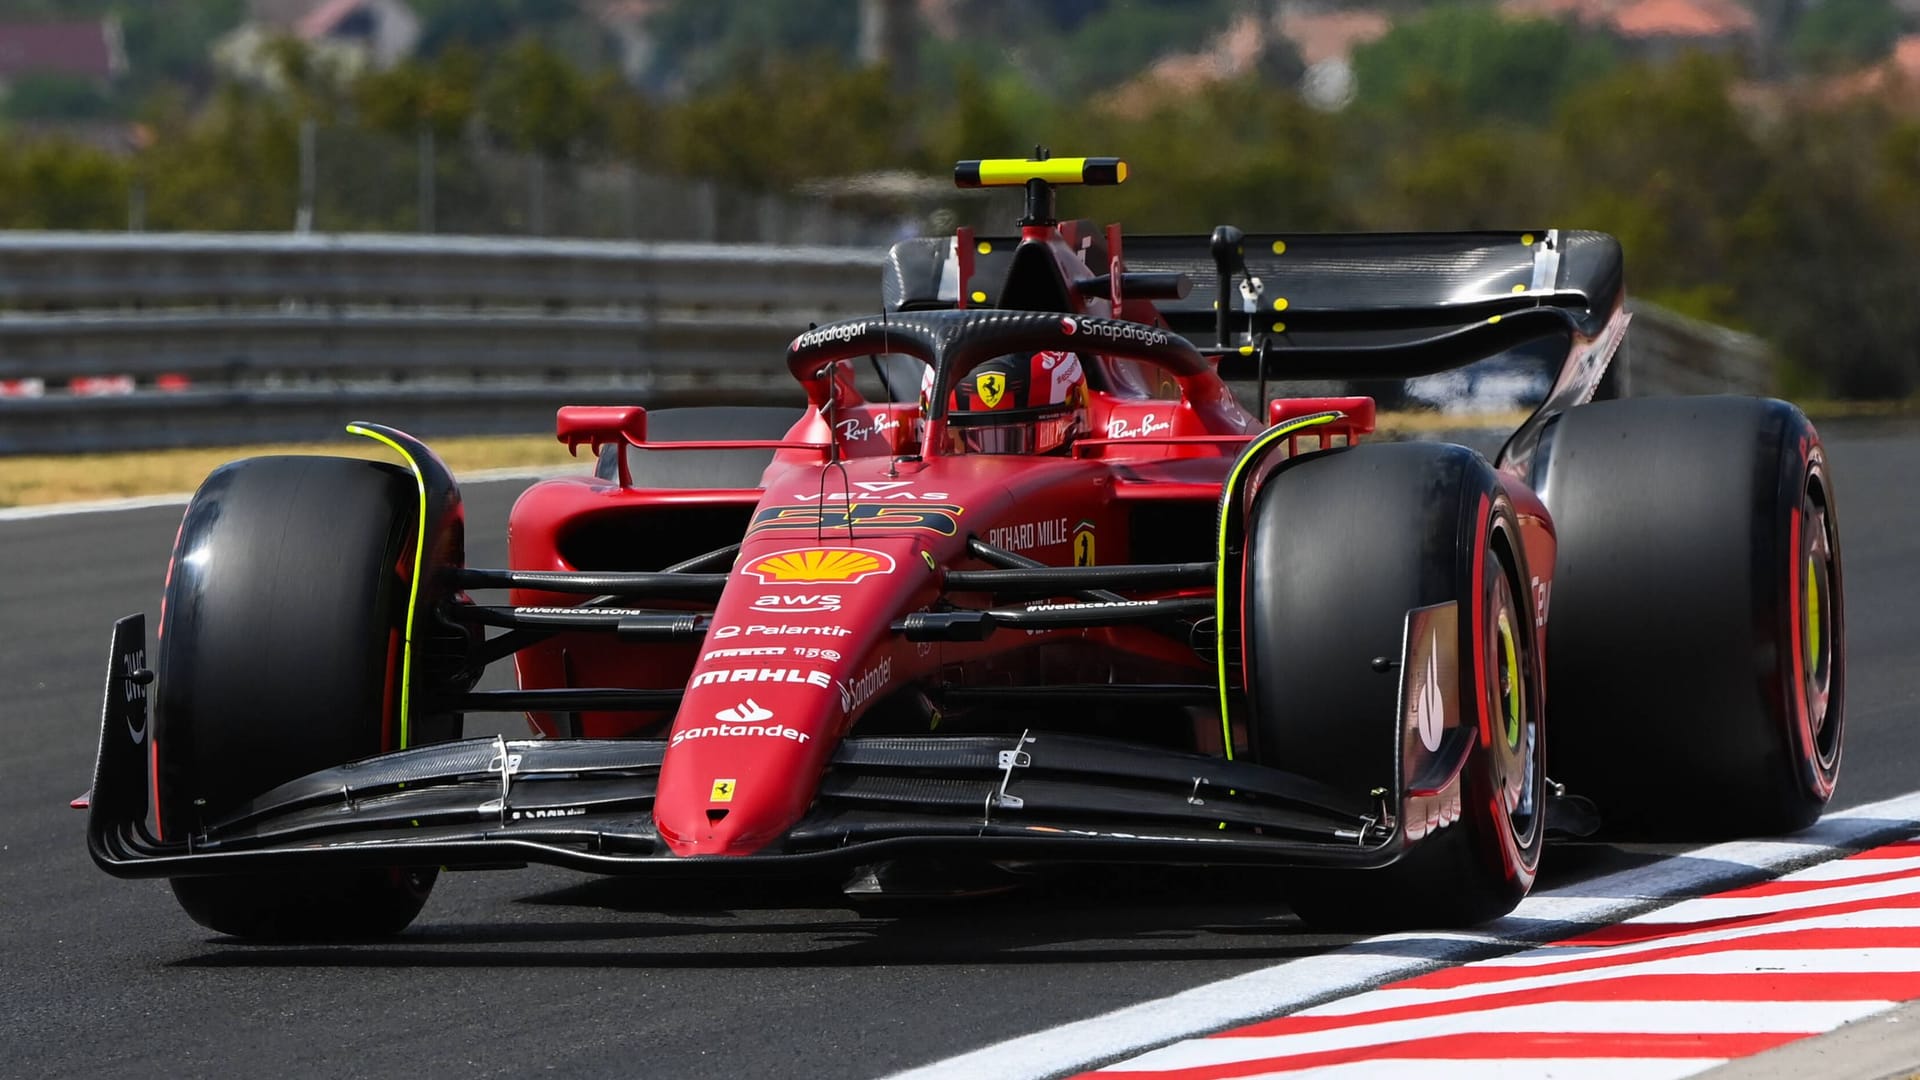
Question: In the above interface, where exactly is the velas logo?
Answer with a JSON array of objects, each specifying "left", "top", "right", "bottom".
[
  {"left": 749, "top": 548, "right": 896, "bottom": 585},
  {"left": 977, "top": 372, "right": 1007, "bottom": 408}
]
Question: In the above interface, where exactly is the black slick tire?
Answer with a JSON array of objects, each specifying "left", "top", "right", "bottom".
[
  {"left": 1243, "top": 442, "right": 1547, "bottom": 930},
  {"left": 1536, "top": 396, "right": 1843, "bottom": 838},
  {"left": 154, "top": 455, "right": 438, "bottom": 940}
]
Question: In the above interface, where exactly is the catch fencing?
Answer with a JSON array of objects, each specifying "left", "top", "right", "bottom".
[{"left": 0, "top": 232, "right": 1772, "bottom": 455}]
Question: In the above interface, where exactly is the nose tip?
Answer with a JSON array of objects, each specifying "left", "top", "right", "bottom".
[{"left": 657, "top": 803, "right": 779, "bottom": 857}]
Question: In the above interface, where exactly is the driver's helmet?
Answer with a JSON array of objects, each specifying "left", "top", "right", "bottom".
[{"left": 940, "top": 350, "right": 1088, "bottom": 455}]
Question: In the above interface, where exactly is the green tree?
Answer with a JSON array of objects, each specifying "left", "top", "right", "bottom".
[
  {"left": 1549, "top": 55, "right": 1764, "bottom": 319},
  {"left": 0, "top": 139, "right": 129, "bottom": 229},
  {"left": 1048, "top": 0, "right": 1235, "bottom": 98},
  {"left": 138, "top": 84, "right": 302, "bottom": 230},
  {"left": 661, "top": 58, "right": 905, "bottom": 189},
  {"left": 1352, "top": 6, "right": 1618, "bottom": 127},
  {"left": 480, "top": 37, "right": 605, "bottom": 159},
  {"left": 354, "top": 45, "right": 482, "bottom": 139},
  {"left": 645, "top": 0, "right": 860, "bottom": 92},
  {"left": 1362, "top": 125, "right": 1558, "bottom": 230},
  {"left": 1739, "top": 101, "right": 1920, "bottom": 395},
  {"left": 1, "top": 75, "right": 116, "bottom": 121},
  {"left": 1069, "top": 77, "right": 1355, "bottom": 232},
  {"left": 114, "top": 0, "right": 246, "bottom": 92},
  {"left": 1790, "top": 0, "right": 1901, "bottom": 73},
  {"left": 413, "top": 0, "right": 580, "bottom": 54}
]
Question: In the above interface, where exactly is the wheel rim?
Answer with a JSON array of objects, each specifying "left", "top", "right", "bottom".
[
  {"left": 1801, "top": 480, "right": 1839, "bottom": 771},
  {"left": 1487, "top": 550, "right": 1542, "bottom": 849}
]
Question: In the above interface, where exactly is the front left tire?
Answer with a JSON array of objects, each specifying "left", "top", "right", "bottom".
[{"left": 155, "top": 455, "right": 442, "bottom": 940}]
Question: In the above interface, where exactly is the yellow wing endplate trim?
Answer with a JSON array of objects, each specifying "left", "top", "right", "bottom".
[
  {"left": 346, "top": 422, "right": 428, "bottom": 750},
  {"left": 1214, "top": 411, "right": 1344, "bottom": 759},
  {"left": 955, "top": 157, "right": 1128, "bottom": 188}
]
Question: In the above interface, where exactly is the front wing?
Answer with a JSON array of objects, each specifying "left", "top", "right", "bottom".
[{"left": 87, "top": 614, "right": 1461, "bottom": 881}]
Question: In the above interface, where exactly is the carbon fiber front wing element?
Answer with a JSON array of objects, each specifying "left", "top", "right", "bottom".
[{"left": 88, "top": 614, "right": 1415, "bottom": 880}]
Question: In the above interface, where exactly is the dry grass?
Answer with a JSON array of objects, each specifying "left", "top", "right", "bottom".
[
  {"left": 0, "top": 434, "right": 580, "bottom": 509},
  {"left": 1, "top": 402, "right": 1762, "bottom": 510}
]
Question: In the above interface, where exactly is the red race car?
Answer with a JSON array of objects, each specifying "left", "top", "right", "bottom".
[{"left": 84, "top": 155, "right": 1844, "bottom": 939}]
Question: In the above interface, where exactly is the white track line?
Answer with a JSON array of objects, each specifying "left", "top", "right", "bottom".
[
  {"left": 1114, "top": 999, "right": 1888, "bottom": 1071},
  {"left": 0, "top": 492, "right": 195, "bottom": 522},
  {"left": 885, "top": 791, "right": 1920, "bottom": 1080},
  {"left": 1218, "top": 1060, "right": 1722, "bottom": 1080},
  {"left": 0, "top": 465, "right": 582, "bottom": 523}
]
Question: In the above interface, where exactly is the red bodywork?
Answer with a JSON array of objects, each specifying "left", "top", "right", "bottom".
[{"left": 504, "top": 223, "right": 1561, "bottom": 859}]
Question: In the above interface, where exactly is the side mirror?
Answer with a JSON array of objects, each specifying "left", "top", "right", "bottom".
[{"left": 557, "top": 405, "right": 648, "bottom": 486}]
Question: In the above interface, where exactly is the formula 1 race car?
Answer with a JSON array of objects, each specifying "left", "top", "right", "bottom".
[{"left": 83, "top": 155, "right": 1844, "bottom": 939}]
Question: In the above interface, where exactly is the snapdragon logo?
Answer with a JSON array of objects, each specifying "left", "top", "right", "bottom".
[
  {"left": 794, "top": 322, "right": 870, "bottom": 350},
  {"left": 1059, "top": 317, "right": 1169, "bottom": 348}
]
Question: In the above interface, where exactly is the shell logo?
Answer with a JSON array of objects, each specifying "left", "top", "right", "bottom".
[{"left": 748, "top": 547, "right": 896, "bottom": 584}]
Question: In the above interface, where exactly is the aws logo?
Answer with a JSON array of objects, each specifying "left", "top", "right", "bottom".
[{"left": 749, "top": 548, "right": 896, "bottom": 584}]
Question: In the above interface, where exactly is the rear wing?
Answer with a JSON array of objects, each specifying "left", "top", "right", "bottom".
[
  {"left": 883, "top": 226, "right": 1624, "bottom": 360},
  {"left": 882, "top": 225, "right": 1630, "bottom": 482},
  {"left": 1126, "top": 228, "right": 1622, "bottom": 340}
]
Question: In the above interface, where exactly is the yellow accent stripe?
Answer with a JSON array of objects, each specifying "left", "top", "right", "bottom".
[
  {"left": 1805, "top": 554, "right": 1820, "bottom": 670},
  {"left": 346, "top": 423, "right": 427, "bottom": 749},
  {"left": 1214, "top": 412, "right": 1343, "bottom": 759},
  {"left": 957, "top": 157, "right": 1127, "bottom": 187}
]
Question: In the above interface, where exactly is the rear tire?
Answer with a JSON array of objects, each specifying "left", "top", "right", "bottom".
[
  {"left": 155, "top": 456, "right": 440, "bottom": 940},
  {"left": 1243, "top": 442, "right": 1547, "bottom": 930},
  {"left": 1537, "top": 396, "right": 1843, "bottom": 838}
]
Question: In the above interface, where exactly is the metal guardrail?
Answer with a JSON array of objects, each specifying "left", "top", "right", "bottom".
[
  {"left": 1617, "top": 299, "right": 1774, "bottom": 397},
  {"left": 0, "top": 233, "right": 878, "bottom": 311},
  {"left": 0, "top": 233, "right": 888, "bottom": 454},
  {"left": 0, "top": 233, "right": 1775, "bottom": 455}
]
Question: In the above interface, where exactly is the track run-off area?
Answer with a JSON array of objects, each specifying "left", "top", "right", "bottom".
[{"left": 2, "top": 418, "right": 1917, "bottom": 1080}]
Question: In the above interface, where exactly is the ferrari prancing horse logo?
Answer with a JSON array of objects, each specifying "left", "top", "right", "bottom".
[
  {"left": 976, "top": 372, "right": 1007, "bottom": 408},
  {"left": 710, "top": 778, "right": 736, "bottom": 803}
]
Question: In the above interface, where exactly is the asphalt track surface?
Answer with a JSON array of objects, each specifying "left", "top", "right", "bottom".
[{"left": 2, "top": 419, "right": 1915, "bottom": 1080}]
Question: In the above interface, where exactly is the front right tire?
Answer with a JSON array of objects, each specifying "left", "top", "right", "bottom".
[{"left": 1242, "top": 442, "right": 1547, "bottom": 930}]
